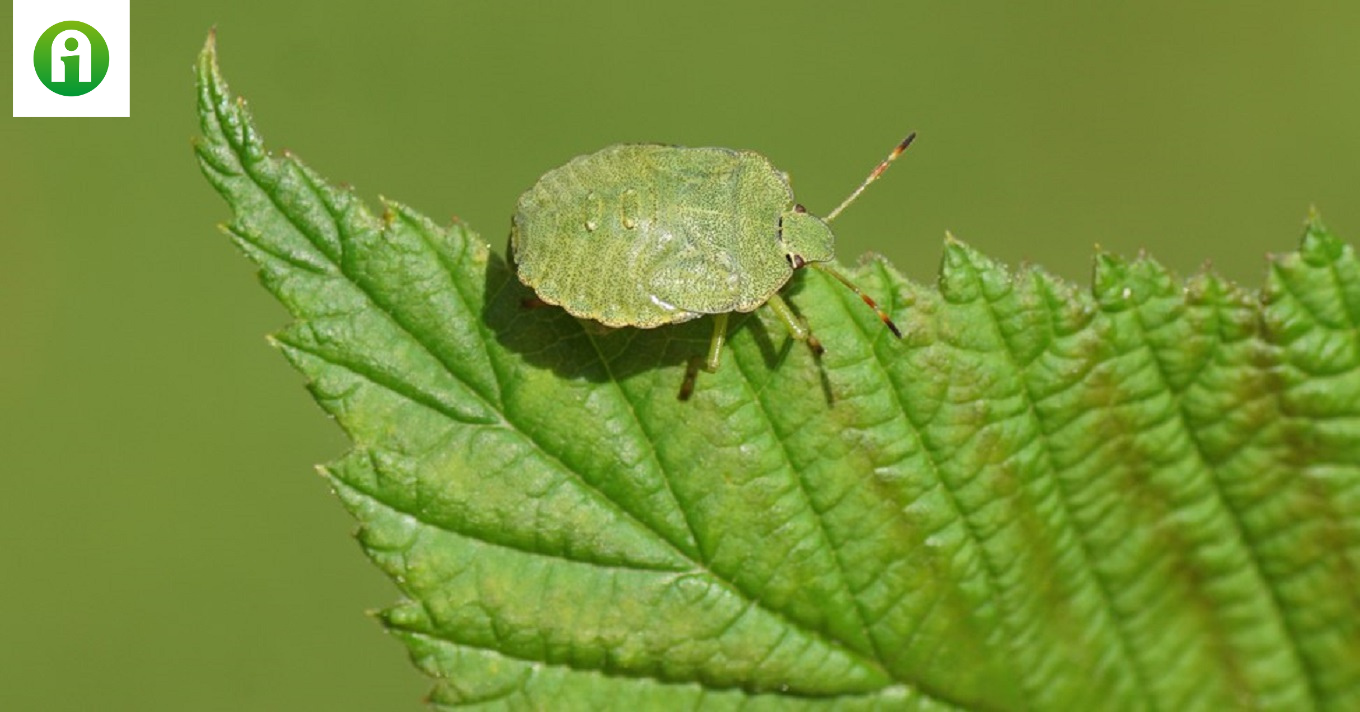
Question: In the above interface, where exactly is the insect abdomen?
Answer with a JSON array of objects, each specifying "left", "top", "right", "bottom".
[{"left": 513, "top": 148, "right": 683, "bottom": 327}]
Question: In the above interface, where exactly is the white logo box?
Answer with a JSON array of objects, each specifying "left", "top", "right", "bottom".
[{"left": 13, "top": 0, "right": 130, "bottom": 117}]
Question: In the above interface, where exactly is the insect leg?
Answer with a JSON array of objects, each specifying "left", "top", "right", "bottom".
[
  {"left": 703, "top": 312, "right": 730, "bottom": 372},
  {"left": 808, "top": 263, "right": 903, "bottom": 338},
  {"left": 679, "top": 312, "right": 730, "bottom": 400},
  {"left": 766, "top": 293, "right": 825, "bottom": 357}
]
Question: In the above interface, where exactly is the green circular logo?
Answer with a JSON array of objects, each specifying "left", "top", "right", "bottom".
[{"left": 32, "top": 21, "right": 109, "bottom": 97}]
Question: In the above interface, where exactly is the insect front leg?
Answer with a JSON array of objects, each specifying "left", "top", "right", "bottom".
[
  {"left": 678, "top": 312, "right": 729, "bottom": 401},
  {"left": 765, "top": 293, "right": 825, "bottom": 357}
]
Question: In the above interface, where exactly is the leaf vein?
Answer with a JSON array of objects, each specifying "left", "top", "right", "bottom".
[
  {"left": 728, "top": 332, "right": 891, "bottom": 680},
  {"left": 1127, "top": 292, "right": 1321, "bottom": 708},
  {"left": 577, "top": 322, "right": 704, "bottom": 558},
  {"left": 331, "top": 460, "right": 692, "bottom": 574}
]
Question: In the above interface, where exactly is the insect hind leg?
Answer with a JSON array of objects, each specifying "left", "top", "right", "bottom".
[{"left": 679, "top": 312, "right": 730, "bottom": 400}]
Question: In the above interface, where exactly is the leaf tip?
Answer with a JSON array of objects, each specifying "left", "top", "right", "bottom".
[
  {"left": 201, "top": 27, "right": 217, "bottom": 59},
  {"left": 196, "top": 28, "right": 220, "bottom": 84}
]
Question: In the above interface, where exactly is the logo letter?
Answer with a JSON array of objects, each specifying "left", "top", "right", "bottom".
[{"left": 51, "top": 30, "right": 92, "bottom": 83}]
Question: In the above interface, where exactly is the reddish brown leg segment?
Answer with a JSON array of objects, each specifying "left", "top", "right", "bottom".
[{"left": 808, "top": 263, "right": 902, "bottom": 338}]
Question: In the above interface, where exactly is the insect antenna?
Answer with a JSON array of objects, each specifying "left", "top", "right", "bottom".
[
  {"left": 808, "top": 262, "right": 902, "bottom": 338},
  {"left": 824, "top": 132, "right": 916, "bottom": 223}
]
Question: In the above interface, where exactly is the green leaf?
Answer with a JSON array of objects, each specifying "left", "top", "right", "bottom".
[{"left": 195, "top": 35, "right": 1360, "bottom": 711}]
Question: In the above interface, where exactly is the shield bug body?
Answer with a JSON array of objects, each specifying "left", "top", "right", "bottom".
[{"left": 510, "top": 135, "right": 915, "bottom": 399}]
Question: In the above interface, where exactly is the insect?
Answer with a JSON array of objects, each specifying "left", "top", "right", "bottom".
[{"left": 510, "top": 133, "right": 915, "bottom": 399}]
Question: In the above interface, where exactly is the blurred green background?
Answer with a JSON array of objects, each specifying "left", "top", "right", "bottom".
[{"left": 2, "top": 2, "right": 1357, "bottom": 710}]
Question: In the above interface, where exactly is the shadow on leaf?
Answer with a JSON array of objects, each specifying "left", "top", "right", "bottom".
[{"left": 479, "top": 243, "right": 827, "bottom": 399}]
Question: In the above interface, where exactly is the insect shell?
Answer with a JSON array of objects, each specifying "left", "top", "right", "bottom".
[{"left": 509, "top": 135, "right": 914, "bottom": 400}]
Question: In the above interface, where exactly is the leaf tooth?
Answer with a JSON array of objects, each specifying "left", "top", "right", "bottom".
[
  {"left": 1091, "top": 250, "right": 1134, "bottom": 309},
  {"left": 1304, "top": 204, "right": 1328, "bottom": 235},
  {"left": 236, "top": 98, "right": 268, "bottom": 163},
  {"left": 1112, "top": 255, "right": 1178, "bottom": 317},
  {"left": 381, "top": 601, "right": 433, "bottom": 632},
  {"left": 379, "top": 196, "right": 435, "bottom": 232},
  {"left": 938, "top": 233, "right": 988, "bottom": 305},
  {"left": 1183, "top": 270, "right": 1219, "bottom": 306},
  {"left": 1260, "top": 253, "right": 1289, "bottom": 308},
  {"left": 1187, "top": 269, "right": 1254, "bottom": 321},
  {"left": 853, "top": 250, "right": 888, "bottom": 268},
  {"left": 193, "top": 138, "right": 242, "bottom": 179},
  {"left": 1299, "top": 217, "right": 1350, "bottom": 267}
]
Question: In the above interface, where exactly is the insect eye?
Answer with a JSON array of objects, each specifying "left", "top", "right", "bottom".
[{"left": 793, "top": 203, "right": 807, "bottom": 214}]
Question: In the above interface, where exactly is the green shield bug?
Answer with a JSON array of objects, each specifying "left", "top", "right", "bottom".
[{"left": 510, "top": 134, "right": 915, "bottom": 400}]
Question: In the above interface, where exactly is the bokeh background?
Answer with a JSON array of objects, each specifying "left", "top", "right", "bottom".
[{"left": 3, "top": 2, "right": 1357, "bottom": 710}]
